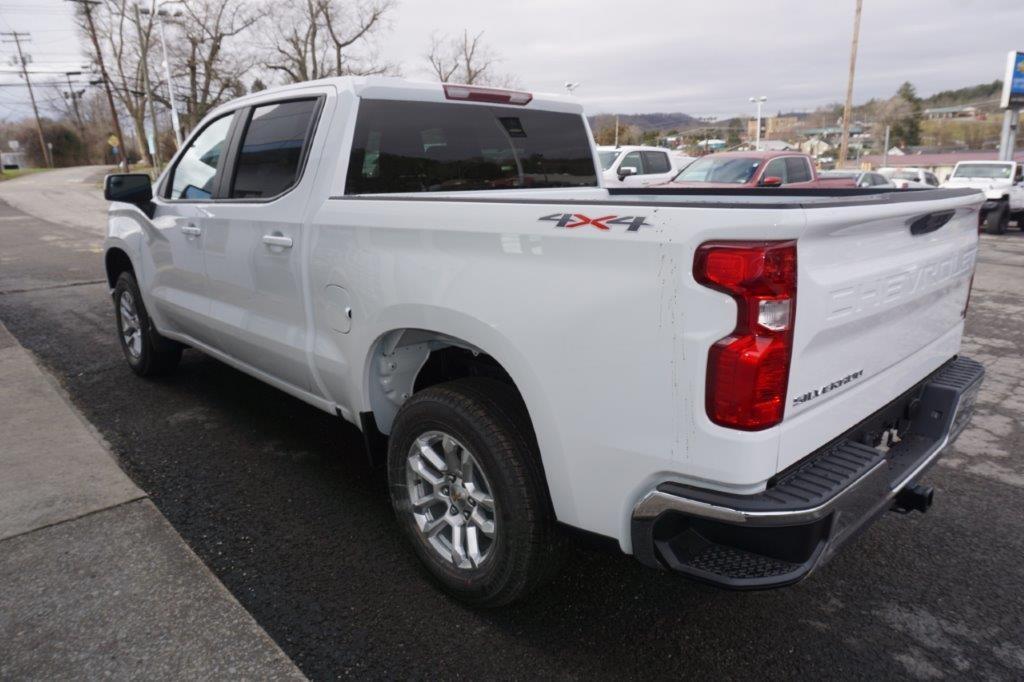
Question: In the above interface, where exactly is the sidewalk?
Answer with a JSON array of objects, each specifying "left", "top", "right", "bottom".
[{"left": 0, "top": 322, "right": 305, "bottom": 680}]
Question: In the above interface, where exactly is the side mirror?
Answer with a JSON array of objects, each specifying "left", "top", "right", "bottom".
[
  {"left": 105, "top": 173, "right": 153, "bottom": 206},
  {"left": 617, "top": 166, "right": 638, "bottom": 180},
  {"left": 760, "top": 175, "right": 783, "bottom": 187}
]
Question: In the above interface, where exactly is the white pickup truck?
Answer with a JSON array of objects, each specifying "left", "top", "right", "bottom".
[
  {"left": 103, "top": 77, "right": 984, "bottom": 606},
  {"left": 942, "top": 160, "right": 1024, "bottom": 234},
  {"left": 596, "top": 145, "right": 686, "bottom": 187}
]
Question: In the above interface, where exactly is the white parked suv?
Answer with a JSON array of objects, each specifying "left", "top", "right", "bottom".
[
  {"left": 597, "top": 145, "right": 681, "bottom": 186},
  {"left": 103, "top": 77, "right": 984, "bottom": 605},
  {"left": 942, "top": 160, "right": 1024, "bottom": 234}
]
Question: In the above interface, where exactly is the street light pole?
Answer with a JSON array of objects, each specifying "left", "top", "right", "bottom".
[
  {"left": 749, "top": 95, "right": 767, "bottom": 151},
  {"left": 133, "top": 2, "right": 161, "bottom": 169},
  {"left": 145, "top": 1, "right": 182, "bottom": 147}
]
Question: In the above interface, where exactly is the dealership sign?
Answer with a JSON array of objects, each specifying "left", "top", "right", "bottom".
[{"left": 1000, "top": 51, "right": 1024, "bottom": 109}]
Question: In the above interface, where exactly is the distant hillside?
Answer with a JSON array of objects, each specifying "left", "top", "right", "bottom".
[
  {"left": 587, "top": 81, "right": 1005, "bottom": 138},
  {"left": 588, "top": 112, "right": 703, "bottom": 133},
  {"left": 922, "top": 80, "right": 1003, "bottom": 109}
]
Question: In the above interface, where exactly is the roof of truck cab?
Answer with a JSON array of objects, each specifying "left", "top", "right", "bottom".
[{"left": 206, "top": 76, "right": 584, "bottom": 117}]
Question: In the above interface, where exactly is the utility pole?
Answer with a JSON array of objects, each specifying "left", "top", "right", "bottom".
[
  {"left": 68, "top": 0, "right": 128, "bottom": 171},
  {"left": 2, "top": 32, "right": 52, "bottom": 168},
  {"left": 64, "top": 71, "right": 86, "bottom": 139},
  {"left": 614, "top": 114, "right": 619, "bottom": 147},
  {"left": 133, "top": 3, "right": 161, "bottom": 169},
  {"left": 837, "top": 0, "right": 863, "bottom": 168}
]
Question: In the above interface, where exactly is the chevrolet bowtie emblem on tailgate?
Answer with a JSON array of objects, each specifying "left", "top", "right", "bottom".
[{"left": 539, "top": 213, "right": 650, "bottom": 232}]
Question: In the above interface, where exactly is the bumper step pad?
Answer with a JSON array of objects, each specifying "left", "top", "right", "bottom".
[
  {"left": 659, "top": 440, "right": 885, "bottom": 514},
  {"left": 658, "top": 535, "right": 804, "bottom": 581}
]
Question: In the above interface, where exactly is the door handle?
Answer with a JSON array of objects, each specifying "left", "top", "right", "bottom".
[
  {"left": 262, "top": 234, "right": 293, "bottom": 249},
  {"left": 181, "top": 224, "right": 202, "bottom": 236}
]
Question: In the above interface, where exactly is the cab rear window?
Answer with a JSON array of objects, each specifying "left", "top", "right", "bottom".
[{"left": 345, "top": 99, "right": 597, "bottom": 194}]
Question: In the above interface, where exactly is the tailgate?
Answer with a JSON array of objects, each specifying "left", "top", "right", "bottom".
[{"left": 781, "top": 191, "right": 980, "bottom": 464}]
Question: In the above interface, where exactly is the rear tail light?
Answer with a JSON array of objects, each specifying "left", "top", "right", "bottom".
[
  {"left": 443, "top": 84, "right": 533, "bottom": 106},
  {"left": 694, "top": 240, "right": 797, "bottom": 431}
]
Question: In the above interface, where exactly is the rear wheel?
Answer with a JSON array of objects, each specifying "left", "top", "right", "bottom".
[
  {"left": 113, "top": 271, "right": 182, "bottom": 376},
  {"left": 984, "top": 202, "right": 1009, "bottom": 235},
  {"left": 387, "top": 378, "right": 563, "bottom": 607}
]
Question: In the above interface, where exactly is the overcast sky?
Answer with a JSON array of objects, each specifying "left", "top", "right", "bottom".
[{"left": 1, "top": 0, "right": 1022, "bottom": 121}]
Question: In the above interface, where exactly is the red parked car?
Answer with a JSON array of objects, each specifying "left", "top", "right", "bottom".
[{"left": 657, "top": 151, "right": 856, "bottom": 189}]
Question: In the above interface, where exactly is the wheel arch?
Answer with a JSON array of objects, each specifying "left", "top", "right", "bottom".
[
  {"left": 359, "top": 320, "right": 572, "bottom": 521},
  {"left": 104, "top": 246, "right": 136, "bottom": 289},
  {"left": 364, "top": 326, "right": 525, "bottom": 437}
]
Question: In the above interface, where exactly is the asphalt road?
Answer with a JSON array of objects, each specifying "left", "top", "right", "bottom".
[{"left": 1, "top": 168, "right": 1022, "bottom": 680}]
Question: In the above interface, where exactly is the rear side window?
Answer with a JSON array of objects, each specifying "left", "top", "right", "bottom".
[
  {"left": 230, "top": 99, "right": 319, "bottom": 199},
  {"left": 345, "top": 100, "right": 597, "bottom": 194},
  {"left": 784, "top": 157, "right": 811, "bottom": 183},
  {"left": 167, "top": 114, "right": 234, "bottom": 200},
  {"left": 642, "top": 151, "right": 671, "bottom": 174}
]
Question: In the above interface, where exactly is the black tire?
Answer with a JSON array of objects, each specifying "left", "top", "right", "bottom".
[
  {"left": 984, "top": 202, "right": 1009, "bottom": 235},
  {"left": 387, "top": 378, "right": 564, "bottom": 607},
  {"left": 112, "top": 271, "right": 182, "bottom": 376}
]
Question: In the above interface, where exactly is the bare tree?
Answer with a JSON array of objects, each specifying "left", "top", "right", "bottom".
[
  {"left": 263, "top": 0, "right": 394, "bottom": 83},
  {"left": 424, "top": 30, "right": 518, "bottom": 87},
  {"left": 171, "top": 0, "right": 262, "bottom": 132},
  {"left": 425, "top": 32, "right": 459, "bottom": 82}
]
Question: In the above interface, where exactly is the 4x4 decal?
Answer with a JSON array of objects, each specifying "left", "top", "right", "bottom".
[{"left": 539, "top": 213, "right": 650, "bottom": 232}]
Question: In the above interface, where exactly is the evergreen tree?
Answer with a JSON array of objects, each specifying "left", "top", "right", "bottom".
[{"left": 890, "top": 82, "right": 922, "bottom": 147}]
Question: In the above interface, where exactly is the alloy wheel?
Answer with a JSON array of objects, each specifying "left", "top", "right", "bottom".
[{"left": 405, "top": 430, "right": 497, "bottom": 569}]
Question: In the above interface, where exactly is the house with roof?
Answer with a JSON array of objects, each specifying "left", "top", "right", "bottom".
[{"left": 923, "top": 105, "right": 981, "bottom": 120}]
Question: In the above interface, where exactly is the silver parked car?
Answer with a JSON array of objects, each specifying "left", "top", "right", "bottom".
[{"left": 820, "top": 170, "right": 895, "bottom": 189}]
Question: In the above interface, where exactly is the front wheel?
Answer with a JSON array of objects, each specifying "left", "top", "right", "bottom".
[
  {"left": 387, "top": 378, "right": 563, "bottom": 607},
  {"left": 113, "top": 271, "right": 182, "bottom": 376},
  {"left": 984, "top": 202, "right": 1009, "bottom": 235}
]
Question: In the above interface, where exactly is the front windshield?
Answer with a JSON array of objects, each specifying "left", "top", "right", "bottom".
[
  {"left": 598, "top": 150, "right": 620, "bottom": 170},
  {"left": 952, "top": 164, "right": 1012, "bottom": 179},
  {"left": 820, "top": 171, "right": 857, "bottom": 179},
  {"left": 673, "top": 156, "right": 761, "bottom": 183},
  {"left": 889, "top": 171, "right": 920, "bottom": 181}
]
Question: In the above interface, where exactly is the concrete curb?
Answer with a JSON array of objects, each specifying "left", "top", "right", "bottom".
[{"left": 0, "top": 320, "right": 307, "bottom": 680}]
